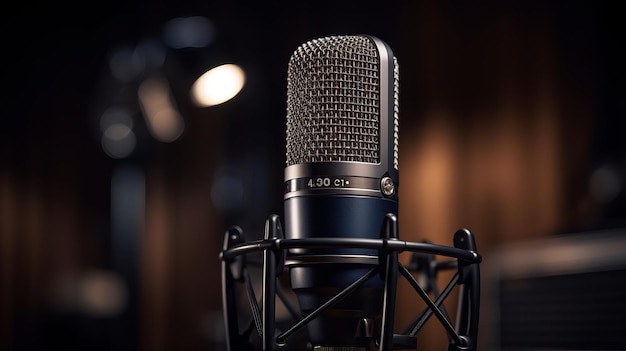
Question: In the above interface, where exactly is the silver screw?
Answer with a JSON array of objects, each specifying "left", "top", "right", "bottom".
[{"left": 380, "top": 176, "right": 395, "bottom": 197}]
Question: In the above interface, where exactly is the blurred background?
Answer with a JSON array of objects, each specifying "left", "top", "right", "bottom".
[{"left": 2, "top": 1, "right": 625, "bottom": 350}]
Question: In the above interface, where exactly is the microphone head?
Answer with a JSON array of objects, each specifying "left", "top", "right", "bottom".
[
  {"left": 286, "top": 34, "right": 399, "bottom": 179},
  {"left": 286, "top": 35, "right": 399, "bottom": 169},
  {"left": 283, "top": 35, "right": 399, "bottom": 349}
]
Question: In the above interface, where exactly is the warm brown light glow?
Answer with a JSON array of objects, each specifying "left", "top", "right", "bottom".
[{"left": 138, "top": 77, "right": 185, "bottom": 142}]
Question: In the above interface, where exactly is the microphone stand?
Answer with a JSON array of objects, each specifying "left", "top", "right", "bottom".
[{"left": 220, "top": 214, "right": 482, "bottom": 351}]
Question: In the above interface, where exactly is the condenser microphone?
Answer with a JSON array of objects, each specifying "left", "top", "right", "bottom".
[{"left": 284, "top": 35, "right": 399, "bottom": 350}]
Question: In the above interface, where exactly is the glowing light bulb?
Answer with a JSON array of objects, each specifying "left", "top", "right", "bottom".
[{"left": 190, "top": 64, "right": 245, "bottom": 107}]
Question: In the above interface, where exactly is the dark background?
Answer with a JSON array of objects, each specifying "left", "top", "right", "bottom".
[{"left": 2, "top": 1, "right": 625, "bottom": 350}]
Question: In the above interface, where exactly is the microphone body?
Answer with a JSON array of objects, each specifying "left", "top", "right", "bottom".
[{"left": 284, "top": 35, "right": 399, "bottom": 349}]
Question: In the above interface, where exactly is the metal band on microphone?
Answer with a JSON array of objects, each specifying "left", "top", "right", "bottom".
[
  {"left": 285, "top": 176, "right": 381, "bottom": 198},
  {"left": 284, "top": 174, "right": 396, "bottom": 199}
]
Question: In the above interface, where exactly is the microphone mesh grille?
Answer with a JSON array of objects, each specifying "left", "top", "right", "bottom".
[{"left": 286, "top": 35, "right": 382, "bottom": 166}]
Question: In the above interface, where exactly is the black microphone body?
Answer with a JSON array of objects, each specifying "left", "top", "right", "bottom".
[{"left": 284, "top": 35, "right": 399, "bottom": 349}]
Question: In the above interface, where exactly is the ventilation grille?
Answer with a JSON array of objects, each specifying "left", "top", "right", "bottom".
[{"left": 498, "top": 268, "right": 626, "bottom": 350}]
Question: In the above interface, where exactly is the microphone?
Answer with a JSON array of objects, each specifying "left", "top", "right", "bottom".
[
  {"left": 283, "top": 35, "right": 399, "bottom": 350},
  {"left": 219, "top": 34, "right": 481, "bottom": 351}
]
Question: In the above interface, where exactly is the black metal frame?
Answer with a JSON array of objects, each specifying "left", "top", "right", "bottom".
[{"left": 220, "top": 214, "right": 482, "bottom": 350}]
